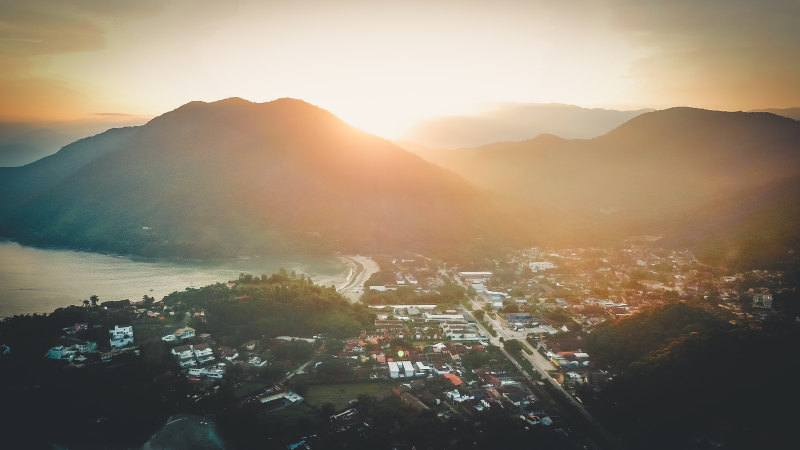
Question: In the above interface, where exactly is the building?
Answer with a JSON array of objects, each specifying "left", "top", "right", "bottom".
[
  {"left": 506, "top": 313, "right": 533, "bottom": 324},
  {"left": 458, "top": 272, "right": 492, "bottom": 285},
  {"left": 529, "top": 262, "right": 555, "bottom": 272},
  {"left": 171, "top": 344, "right": 196, "bottom": 367},
  {"left": 193, "top": 343, "right": 215, "bottom": 364},
  {"left": 45, "top": 345, "right": 76, "bottom": 360},
  {"left": 188, "top": 363, "right": 226, "bottom": 379},
  {"left": 109, "top": 325, "right": 134, "bottom": 348},
  {"left": 388, "top": 360, "right": 416, "bottom": 378},
  {"left": 753, "top": 292, "right": 773, "bottom": 309},
  {"left": 162, "top": 327, "right": 196, "bottom": 343}
]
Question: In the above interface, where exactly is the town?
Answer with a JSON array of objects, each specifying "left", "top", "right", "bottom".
[{"left": 0, "top": 239, "right": 793, "bottom": 449}]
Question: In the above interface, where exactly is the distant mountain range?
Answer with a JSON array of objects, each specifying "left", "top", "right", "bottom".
[
  {"left": 401, "top": 103, "right": 652, "bottom": 149},
  {"left": 0, "top": 98, "right": 523, "bottom": 259},
  {"left": 0, "top": 119, "right": 146, "bottom": 167},
  {"left": 1, "top": 100, "right": 798, "bottom": 268},
  {"left": 405, "top": 108, "right": 800, "bottom": 268}
]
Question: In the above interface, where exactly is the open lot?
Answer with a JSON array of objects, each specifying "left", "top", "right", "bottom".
[{"left": 304, "top": 381, "right": 395, "bottom": 410}]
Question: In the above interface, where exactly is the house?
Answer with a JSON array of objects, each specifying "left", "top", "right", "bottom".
[
  {"left": 446, "top": 389, "right": 473, "bottom": 402},
  {"left": 218, "top": 346, "right": 239, "bottom": 361},
  {"left": 109, "top": 325, "right": 134, "bottom": 348},
  {"left": 72, "top": 339, "right": 98, "bottom": 354},
  {"left": 45, "top": 345, "right": 76, "bottom": 360},
  {"left": 529, "top": 262, "right": 555, "bottom": 272},
  {"left": 162, "top": 327, "right": 196, "bottom": 343},
  {"left": 752, "top": 292, "right": 773, "bottom": 309},
  {"left": 171, "top": 344, "right": 197, "bottom": 367},
  {"left": 188, "top": 363, "right": 226, "bottom": 379},
  {"left": 443, "top": 373, "right": 464, "bottom": 386},
  {"left": 193, "top": 343, "right": 215, "bottom": 364}
]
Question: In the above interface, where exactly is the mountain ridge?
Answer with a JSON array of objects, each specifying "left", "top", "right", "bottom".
[
  {"left": 408, "top": 107, "right": 800, "bottom": 268},
  {"left": 0, "top": 98, "right": 526, "bottom": 260}
]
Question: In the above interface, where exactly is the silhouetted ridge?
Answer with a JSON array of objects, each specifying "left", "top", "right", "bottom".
[
  {"left": 0, "top": 98, "right": 525, "bottom": 259},
  {"left": 414, "top": 107, "right": 800, "bottom": 268}
]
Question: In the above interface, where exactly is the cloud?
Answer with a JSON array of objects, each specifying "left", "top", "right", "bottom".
[
  {"left": 607, "top": 0, "right": 800, "bottom": 108},
  {"left": 0, "top": 0, "right": 165, "bottom": 57}
]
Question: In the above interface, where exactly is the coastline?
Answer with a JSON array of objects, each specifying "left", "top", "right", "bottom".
[{"left": 335, "top": 255, "right": 380, "bottom": 302}]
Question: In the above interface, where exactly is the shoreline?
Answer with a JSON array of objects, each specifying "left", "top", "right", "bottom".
[{"left": 335, "top": 255, "right": 380, "bottom": 302}]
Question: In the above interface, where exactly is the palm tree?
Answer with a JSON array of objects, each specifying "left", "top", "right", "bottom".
[{"left": 90, "top": 295, "right": 99, "bottom": 307}]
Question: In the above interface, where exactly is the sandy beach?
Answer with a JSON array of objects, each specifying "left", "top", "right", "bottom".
[{"left": 335, "top": 255, "right": 380, "bottom": 302}]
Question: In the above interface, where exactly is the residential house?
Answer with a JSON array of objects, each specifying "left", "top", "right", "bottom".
[
  {"left": 109, "top": 325, "right": 134, "bottom": 348},
  {"left": 193, "top": 343, "right": 215, "bottom": 364},
  {"left": 162, "top": 327, "right": 196, "bottom": 343},
  {"left": 171, "top": 344, "right": 197, "bottom": 367}
]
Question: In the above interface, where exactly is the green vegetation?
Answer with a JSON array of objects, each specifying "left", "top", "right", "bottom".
[
  {"left": 502, "top": 339, "right": 539, "bottom": 379},
  {"left": 586, "top": 303, "right": 800, "bottom": 449},
  {"left": 360, "top": 278, "right": 466, "bottom": 306},
  {"left": 584, "top": 302, "right": 728, "bottom": 370},
  {"left": 165, "top": 272, "right": 375, "bottom": 345},
  {"left": 303, "top": 381, "right": 395, "bottom": 410}
]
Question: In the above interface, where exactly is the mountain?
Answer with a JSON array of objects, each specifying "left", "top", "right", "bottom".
[
  {"left": 750, "top": 107, "right": 800, "bottom": 121},
  {"left": 0, "top": 125, "right": 71, "bottom": 167},
  {"left": 413, "top": 108, "right": 800, "bottom": 268},
  {"left": 401, "top": 103, "right": 651, "bottom": 149},
  {"left": 0, "top": 118, "right": 147, "bottom": 167},
  {"left": 0, "top": 127, "right": 139, "bottom": 220},
  {"left": 0, "top": 98, "right": 525, "bottom": 259}
]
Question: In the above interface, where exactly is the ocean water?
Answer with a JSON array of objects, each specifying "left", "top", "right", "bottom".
[{"left": 0, "top": 241, "right": 346, "bottom": 318}]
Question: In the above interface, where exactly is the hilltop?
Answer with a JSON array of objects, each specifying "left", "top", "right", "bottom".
[
  {"left": 0, "top": 98, "right": 525, "bottom": 259},
  {"left": 406, "top": 108, "right": 800, "bottom": 268}
]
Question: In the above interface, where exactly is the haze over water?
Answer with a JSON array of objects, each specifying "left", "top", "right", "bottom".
[{"left": 0, "top": 241, "right": 346, "bottom": 318}]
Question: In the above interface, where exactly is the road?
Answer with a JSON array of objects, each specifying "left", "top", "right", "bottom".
[{"left": 448, "top": 271, "right": 622, "bottom": 450}]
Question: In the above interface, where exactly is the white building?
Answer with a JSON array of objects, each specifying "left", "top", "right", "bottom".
[
  {"left": 171, "top": 344, "right": 197, "bottom": 367},
  {"left": 193, "top": 344, "right": 215, "bottom": 364},
  {"left": 45, "top": 345, "right": 76, "bottom": 360},
  {"left": 458, "top": 272, "right": 493, "bottom": 280},
  {"left": 529, "top": 262, "right": 555, "bottom": 272},
  {"left": 73, "top": 340, "right": 98, "bottom": 354},
  {"left": 188, "top": 363, "right": 226, "bottom": 379},
  {"left": 109, "top": 325, "right": 134, "bottom": 348},
  {"left": 388, "top": 360, "right": 416, "bottom": 378},
  {"left": 162, "top": 327, "right": 196, "bottom": 343}
]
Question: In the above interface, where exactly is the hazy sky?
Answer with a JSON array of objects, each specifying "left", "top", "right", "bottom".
[{"left": 1, "top": 0, "right": 798, "bottom": 137}]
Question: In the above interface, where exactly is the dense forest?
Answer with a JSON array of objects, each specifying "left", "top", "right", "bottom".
[
  {"left": 166, "top": 271, "right": 375, "bottom": 342},
  {"left": 584, "top": 303, "right": 800, "bottom": 449}
]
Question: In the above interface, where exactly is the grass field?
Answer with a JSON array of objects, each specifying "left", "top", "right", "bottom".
[
  {"left": 304, "top": 381, "right": 395, "bottom": 410},
  {"left": 232, "top": 381, "right": 266, "bottom": 398}
]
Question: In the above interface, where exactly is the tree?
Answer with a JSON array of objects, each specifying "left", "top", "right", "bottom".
[
  {"left": 82, "top": 299, "right": 90, "bottom": 308},
  {"left": 142, "top": 295, "right": 155, "bottom": 309},
  {"left": 503, "top": 339, "right": 524, "bottom": 355},
  {"left": 90, "top": 295, "right": 99, "bottom": 307}
]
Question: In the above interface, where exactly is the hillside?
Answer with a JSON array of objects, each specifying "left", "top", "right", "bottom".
[
  {"left": 0, "top": 98, "right": 525, "bottom": 259},
  {"left": 0, "top": 127, "right": 139, "bottom": 221},
  {"left": 411, "top": 108, "right": 800, "bottom": 268}
]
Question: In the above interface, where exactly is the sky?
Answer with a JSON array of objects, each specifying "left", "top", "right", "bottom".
[{"left": 1, "top": 0, "right": 798, "bottom": 138}]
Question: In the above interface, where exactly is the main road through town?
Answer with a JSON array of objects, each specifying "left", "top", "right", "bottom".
[{"left": 446, "top": 270, "right": 623, "bottom": 450}]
